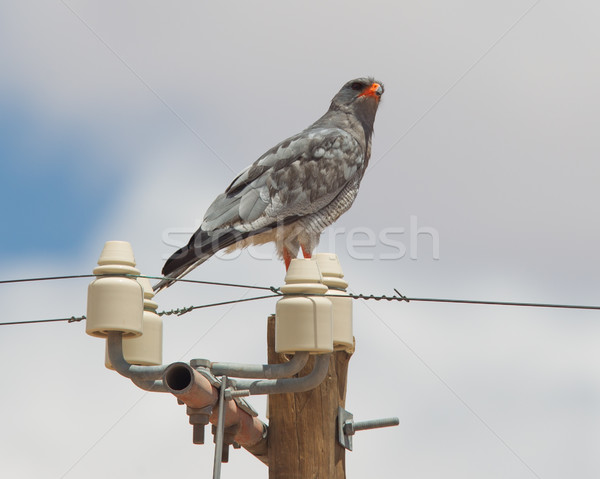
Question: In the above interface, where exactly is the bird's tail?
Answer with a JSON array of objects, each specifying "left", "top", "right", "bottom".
[{"left": 153, "top": 227, "right": 250, "bottom": 293}]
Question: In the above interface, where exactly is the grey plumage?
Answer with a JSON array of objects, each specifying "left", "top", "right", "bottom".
[{"left": 155, "top": 77, "right": 384, "bottom": 292}]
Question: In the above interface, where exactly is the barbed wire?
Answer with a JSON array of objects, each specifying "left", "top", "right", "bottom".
[{"left": 158, "top": 294, "right": 280, "bottom": 316}]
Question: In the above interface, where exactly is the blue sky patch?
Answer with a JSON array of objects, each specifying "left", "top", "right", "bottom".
[{"left": 0, "top": 98, "right": 123, "bottom": 261}]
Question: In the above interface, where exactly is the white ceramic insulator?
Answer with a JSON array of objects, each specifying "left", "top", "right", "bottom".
[
  {"left": 86, "top": 241, "right": 144, "bottom": 338},
  {"left": 275, "top": 259, "right": 333, "bottom": 354},
  {"left": 105, "top": 277, "right": 163, "bottom": 368},
  {"left": 315, "top": 253, "right": 353, "bottom": 351}
]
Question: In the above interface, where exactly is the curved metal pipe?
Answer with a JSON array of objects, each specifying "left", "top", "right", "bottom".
[
  {"left": 130, "top": 377, "right": 168, "bottom": 392},
  {"left": 231, "top": 354, "right": 331, "bottom": 396},
  {"left": 163, "top": 362, "right": 219, "bottom": 408},
  {"left": 106, "top": 331, "right": 168, "bottom": 381},
  {"left": 209, "top": 352, "right": 310, "bottom": 379}
]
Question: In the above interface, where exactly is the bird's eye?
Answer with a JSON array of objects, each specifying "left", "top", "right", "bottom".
[{"left": 350, "top": 82, "right": 363, "bottom": 91}]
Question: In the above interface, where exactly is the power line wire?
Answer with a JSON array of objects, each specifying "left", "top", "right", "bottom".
[
  {"left": 0, "top": 273, "right": 275, "bottom": 291},
  {"left": 5, "top": 273, "right": 598, "bottom": 311},
  {"left": 329, "top": 290, "right": 600, "bottom": 311},
  {"left": 400, "top": 297, "right": 600, "bottom": 311},
  {"left": 0, "top": 316, "right": 86, "bottom": 326},
  {"left": 158, "top": 294, "right": 280, "bottom": 316},
  {"left": 140, "top": 274, "right": 275, "bottom": 292},
  {"left": 2, "top": 289, "right": 599, "bottom": 327},
  {"left": 0, "top": 274, "right": 96, "bottom": 284}
]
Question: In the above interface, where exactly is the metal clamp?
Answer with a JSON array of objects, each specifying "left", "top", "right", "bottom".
[{"left": 337, "top": 407, "right": 399, "bottom": 451}]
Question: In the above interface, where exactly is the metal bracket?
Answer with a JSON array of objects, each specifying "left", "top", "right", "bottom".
[
  {"left": 337, "top": 407, "right": 399, "bottom": 451},
  {"left": 232, "top": 395, "right": 258, "bottom": 417},
  {"left": 191, "top": 359, "right": 221, "bottom": 388},
  {"left": 337, "top": 407, "right": 355, "bottom": 450}
]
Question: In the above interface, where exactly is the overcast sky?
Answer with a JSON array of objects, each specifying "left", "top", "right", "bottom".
[{"left": 1, "top": 1, "right": 599, "bottom": 478}]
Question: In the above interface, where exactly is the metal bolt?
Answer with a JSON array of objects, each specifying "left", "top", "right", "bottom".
[
  {"left": 187, "top": 405, "right": 212, "bottom": 445},
  {"left": 212, "top": 424, "right": 240, "bottom": 463},
  {"left": 193, "top": 424, "right": 206, "bottom": 445},
  {"left": 225, "top": 388, "right": 251, "bottom": 399},
  {"left": 343, "top": 417, "right": 399, "bottom": 436},
  {"left": 337, "top": 407, "right": 399, "bottom": 451}
]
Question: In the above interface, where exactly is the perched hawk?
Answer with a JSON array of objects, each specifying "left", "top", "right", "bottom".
[{"left": 155, "top": 77, "right": 384, "bottom": 292}]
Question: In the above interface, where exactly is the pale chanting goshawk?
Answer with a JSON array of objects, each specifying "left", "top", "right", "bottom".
[{"left": 155, "top": 77, "right": 384, "bottom": 292}]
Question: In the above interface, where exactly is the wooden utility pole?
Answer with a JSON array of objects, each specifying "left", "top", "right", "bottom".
[{"left": 266, "top": 315, "right": 354, "bottom": 478}]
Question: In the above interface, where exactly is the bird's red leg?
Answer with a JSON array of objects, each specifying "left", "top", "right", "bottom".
[
  {"left": 301, "top": 245, "right": 312, "bottom": 259},
  {"left": 283, "top": 247, "right": 293, "bottom": 270}
]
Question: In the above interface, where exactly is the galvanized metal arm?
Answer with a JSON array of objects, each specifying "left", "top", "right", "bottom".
[
  {"left": 209, "top": 351, "right": 310, "bottom": 379},
  {"left": 230, "top": 353, "right": 331, "bottom": 396},
  {"left": 106, "top": 331, "right": 168, "bottom": 391}
]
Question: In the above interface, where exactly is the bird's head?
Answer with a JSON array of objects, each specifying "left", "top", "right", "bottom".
[
  {"left": 328, "top": 77, "right": 384, "bottom": 140},
  {"left": 330, "top": 77, "right": 384, "bottom": 110}
]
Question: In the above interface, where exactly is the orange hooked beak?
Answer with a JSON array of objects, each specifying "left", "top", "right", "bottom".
[{"left": 359, "top": 82, "right": 383, "bottom": 100}]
